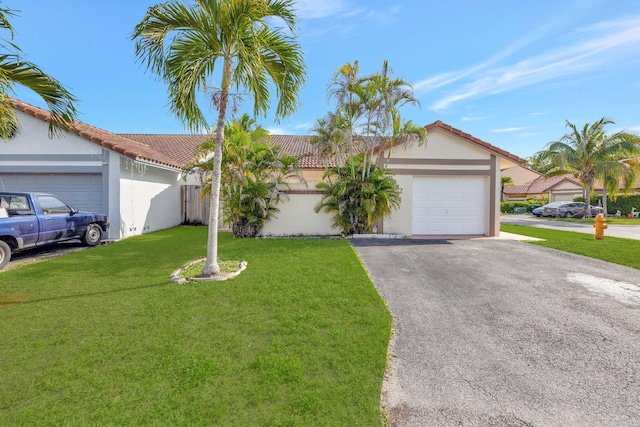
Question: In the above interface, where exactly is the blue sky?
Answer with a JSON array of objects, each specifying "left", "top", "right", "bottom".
[{"left": 10, "top": 0, "right": 640, "bottom": 159}]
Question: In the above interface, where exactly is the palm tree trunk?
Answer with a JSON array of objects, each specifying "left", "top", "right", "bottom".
[
  {"left": 582, "top": 182, "right": 592, "bottom": 218},
  {"left": 202, "top": 58, "right": 232, "bottom": 277}
]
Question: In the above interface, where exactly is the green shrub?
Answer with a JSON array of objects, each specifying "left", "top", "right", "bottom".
[
  {"left": 500, "top": 201, "right": 532, "bottom": 213},
  {"left": 602, "top": 193, "right": 640, "bottom": 215}
]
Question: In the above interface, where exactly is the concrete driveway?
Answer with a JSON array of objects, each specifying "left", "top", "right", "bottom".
[{"left": 352, "top": 238, "right": 640, "bottom": 426}]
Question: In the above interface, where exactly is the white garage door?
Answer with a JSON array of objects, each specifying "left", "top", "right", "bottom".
[
  {"left": 413, "top": 176, "right": 487, "bottom": 235},
  {"left": 0, "top": 173, "right": 104, "bottom": 212}
]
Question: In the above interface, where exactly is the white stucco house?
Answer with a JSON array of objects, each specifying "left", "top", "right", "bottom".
[
  {"left": 1, "top": 99, "right": 191, "bottom": 241},
  {"left": 1, "top": 99, "right": 525, "bottom": 239}
]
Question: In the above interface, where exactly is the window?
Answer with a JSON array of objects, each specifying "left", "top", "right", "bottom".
[
  {"left": 37, "top": 195, "right": 72, "bottom": 214},
  {"left": 0, "top": 195, "right": 30, "bottom": 211}
]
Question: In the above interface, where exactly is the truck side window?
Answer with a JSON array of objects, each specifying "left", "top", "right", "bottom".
[
  {"left": 37, "top": 195, "right": 72, "bottom": 214},
  {"left": 1, "top": 195, "right": 30, "bottom": 212}
]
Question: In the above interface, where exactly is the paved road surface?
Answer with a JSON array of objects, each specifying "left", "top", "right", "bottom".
[{"left": 501, "top": 215, "right": 640, "bottom": 240}]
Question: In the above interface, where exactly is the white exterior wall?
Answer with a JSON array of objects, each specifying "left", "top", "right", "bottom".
[
  {"left": 261, "top": 193, "right": 336, "bottom": 236},
  {"left": 118, "top": 158, "right": 182, "bottom": 239},
  {"left": 502, "top": 166, "right": 541, "bottom": 185},
  {"left": 2, "top": 112, "right": 102, "bottom": 157},
  {"left": 550, "top": 181, "right": 583, "bottom": 202},
  {"left": 382, "top": 175, "right": 413, "bottom": 235}
]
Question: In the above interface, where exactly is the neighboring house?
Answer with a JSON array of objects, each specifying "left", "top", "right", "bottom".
[
  {"left": 503, "top": 174, "right": 584, "bottom": 202},
  {"left": 503, "top": 171, "right": 640, "bottom": 203},
  {"left": 1, "top": 99, "right": 188, "bottom": 241},
  {"left": 1, "top": 99, "right": 525, "bottom": 239},
  {"left": 501, "top": 165, "right": 542, "bottom": 185},
  {"left": 371, "top": 121, "right": 524, "bottom": 237}
]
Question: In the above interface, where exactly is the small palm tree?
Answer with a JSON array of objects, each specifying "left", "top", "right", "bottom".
[
  {"left": 542, "top": 118, "right": 640, "bottom": 217},
  {"left": 309, "top": 113, "right": 348, "bottom": 169},
  {"left": 0, "top": 5, "right": 77, "bottom": 139},
  {"left": 133, "top": 0, "right": 305, "bottom": 276},
  {"left": 315, "top": 158, "right": 401, "bottom": 235},
  {"left": 182, "top": 114, "right": 303, "bottom": 238},
  {"left": 501, "top": 176, "right": 514, "bottom": 202}
]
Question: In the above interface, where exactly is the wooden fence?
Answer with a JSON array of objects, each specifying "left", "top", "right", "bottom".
[{"left": 181, "top": 185, "right": 210, "bottom": 225}]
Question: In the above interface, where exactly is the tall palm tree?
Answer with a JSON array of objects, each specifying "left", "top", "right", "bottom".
[
  {"left": 542, "top": 118, "right": 640, "bottom": 217},
  {"left": 327, "top": 61, "right": 364, "bottom": 175},
  {"left": 0, "top": 5, "right": 77, "bottom": 139},
  {"left": 133, "top": 0, "right": 305, "bottom": 277}
]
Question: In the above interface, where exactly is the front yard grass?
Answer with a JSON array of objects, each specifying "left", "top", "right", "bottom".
[
  {"left": 501, "top": 223, "right": 640, "bottom": 270},
  {"left": 0, "top": 227, "right": 392, "bottom": 426}
]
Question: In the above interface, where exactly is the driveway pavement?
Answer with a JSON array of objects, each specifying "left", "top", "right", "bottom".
[
  {"left": 2, "top": 240, "right": 89, "bottom": 271},
  {"left": 352, "top": 238, "right": 640, "bottom": 426},
  {"left": 501, "top": 215, "right": 640, "bottom": 240}
]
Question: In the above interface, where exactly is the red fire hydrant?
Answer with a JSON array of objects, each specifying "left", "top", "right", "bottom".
[{"left": 593, "top": 213, "right": 607, "bottom": 240}]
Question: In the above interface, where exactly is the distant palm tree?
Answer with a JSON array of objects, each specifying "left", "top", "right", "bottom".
[
  {"left": 309, "top": 113, "right": 348, "bottom": 170},
  {"left": 501, "top": 176, "right": 513, "bottom": 202},
  {"left": 0, "top": 5, "right": 77, "bottom": 139},
  {"left": 133, "top": 0, "right": 305, "bottom": 276},
  {"left": 542, "top": 118, "right": 640, "bottom": 217}
]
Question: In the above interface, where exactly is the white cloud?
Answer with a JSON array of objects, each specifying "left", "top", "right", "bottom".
[
  {"left": 294, "top": 121, "right": 314, "bottom": 130},
  {"left": 428, "top": 14, "right": 640, "bottom": 111},
  {"left": 294, "top": 0, "right": 352, "bottom": 19},
  {"left": 295, "top": 0, "right": 399, "bottom": 26},
  {"left": 491, "top": 127, "right": 526, "bottom": 133},
  {"left": 266, "top": 127, "right": 287, "bottom": 135}
]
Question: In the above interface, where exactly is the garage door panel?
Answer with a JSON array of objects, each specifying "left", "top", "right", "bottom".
[
  {"left": 413, "top": 176, "right": 487, "bottom": 235},
  {"left": 0, "top": 173, "right": 104, "bottom": 213}
]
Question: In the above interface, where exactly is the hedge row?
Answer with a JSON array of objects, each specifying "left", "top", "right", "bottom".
[
  {"left": 592, "top": 194, "right": 640, "bottom": 215},
  {"left": 500, "top": 201, "right": 538, "bottom": 213}
]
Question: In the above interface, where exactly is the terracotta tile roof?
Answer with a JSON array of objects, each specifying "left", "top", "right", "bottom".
[
  {"left": 504, "top": 174, "right": 640, "bottom": 195},
  {"left": 118, "top": 133, "right": 208, "bottom": 167},
  {"left": 12, "top": 99, "right": 525, "bottom": 171},
  {"left": 426, "top": 120, "right": 526, "bottom": 164},
  {"left": 11, "top": 98, "right": 183, "bottom": 169},
  {"left": 120, "top": 133, "right": 329, "bottom": 169},
  {"left": 503, "top": 174, "right": 582, "bottom": 194}
]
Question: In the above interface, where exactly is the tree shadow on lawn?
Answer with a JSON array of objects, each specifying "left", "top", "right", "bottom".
[
  {"left": 0, "top": 282, "right": 170, "bottom": 307},
  {"left": 350, "top": 238, "right": 452, "bottom": 247}
]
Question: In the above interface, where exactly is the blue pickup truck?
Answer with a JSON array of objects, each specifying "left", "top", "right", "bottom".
[{"left": 0, "top": 192, "right": 109, "bottom": 270}]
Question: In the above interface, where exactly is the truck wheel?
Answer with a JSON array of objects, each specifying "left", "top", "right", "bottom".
[
  {"left": 0, "top": 240, "right": 11, "bottom": 270},
  {"left": 82, "top": 224, "right": 103, "bottom": 246}
]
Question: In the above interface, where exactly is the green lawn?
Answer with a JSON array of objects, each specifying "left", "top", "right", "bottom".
[
  {"left": 0, "top": 227, "right": 392, "bottom": 426},
  {"left": 501, "top": 223, "right": 640, "bottom": 270}
]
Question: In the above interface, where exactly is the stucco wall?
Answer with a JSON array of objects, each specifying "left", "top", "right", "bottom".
[
  {"left": 502, "top": 166, "right": 541, "bottom": 185},
  {"left": 550, "top": 181, "right": 583, "bottom": 202},
  {"left": 3, "top": 112, "right": 103, "bottom": 158},
  {"left": 119, "top": 158, "right": 182, "bottom": 239},
  {"left": 261, "top": 192, "right": 337, "bottom": 236},
  {"left": 389, "top": 130, "right": 489, "bottom": 160},
  {"left": 382, "top": 175, "right": 413, "bottom": 235}
]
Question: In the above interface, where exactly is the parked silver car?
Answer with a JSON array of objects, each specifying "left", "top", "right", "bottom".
[
  {"left": 539, "top": 202, "right": 564, "bottom": 217},
  {"left": 547, "top": 202, "right": 604, "bottom": 218}
]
